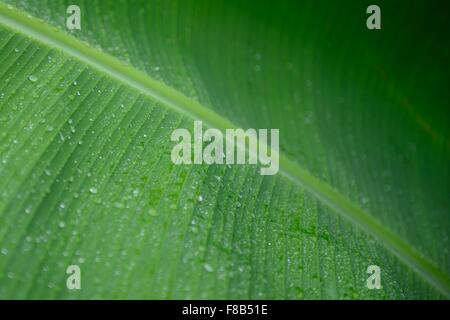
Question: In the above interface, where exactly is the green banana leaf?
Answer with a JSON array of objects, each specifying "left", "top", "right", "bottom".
[{"left": 0, "top": 0, "right": 449, "bottom": 299}]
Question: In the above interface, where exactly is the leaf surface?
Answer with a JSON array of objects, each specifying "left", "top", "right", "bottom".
[{"left": 0, "top": 0, "right": 449, "bottom": 299}]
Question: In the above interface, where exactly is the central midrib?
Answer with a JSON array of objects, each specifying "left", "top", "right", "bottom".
[{"left": 0, "top": 2, "right": 448, "bottom": 297}]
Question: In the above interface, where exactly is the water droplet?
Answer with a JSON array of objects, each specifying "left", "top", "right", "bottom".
[
  {"left": 1, "top": 248, "right": 8, "bottom": 255},
  {"left": 14, "top": 48, "right": 19, "bottom": 53},
  {"left": 58, "top": 221, "right": 65, "bottom": 228},
  {"left": 24, "top": 122, "right": 34, "bottom": 131},
  {"left": 203, "top": 263, "right": 214, "bottom": 272},
  {"left": 198, "top": 195, "right": 203, "bottom": 202},
  {"left": 114, "top": 202, "right": 124, "bottom": 209},
  {"left": 89, "top": 187, "right": 98, "bottom": 194},
  {"left": 28, "top": 75, "right": 38, "bottom": 82}
]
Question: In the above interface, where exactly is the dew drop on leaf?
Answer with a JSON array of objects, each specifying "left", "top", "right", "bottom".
[
  {"left": 203, "top": 263, "right": 214, "bottom": 272},
  {"left": 114, "top": 202, "right": 124, "bottom": 209},
  {"left": 28, "top": 75, "right": 38, "bottom": 82}
]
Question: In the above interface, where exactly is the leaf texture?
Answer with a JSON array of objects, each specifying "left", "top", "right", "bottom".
[{"left": 0, "top": 0, "right": 449, "bottom": 299}]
